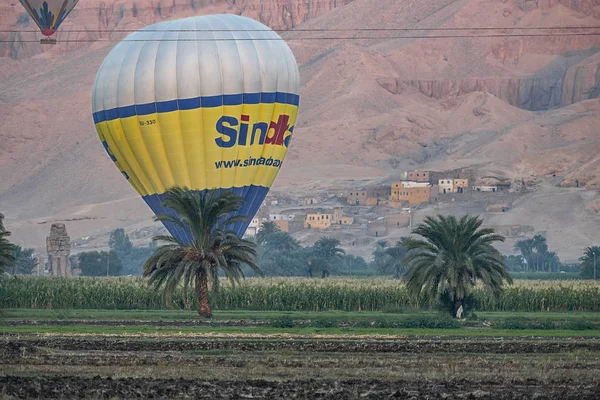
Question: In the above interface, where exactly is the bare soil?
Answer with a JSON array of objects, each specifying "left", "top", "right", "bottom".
[
  {"left": 2, "top": 336, "right": 600, "bottom": 355},
  {"left": 1, "top": 334, "right": 599, "bottom": 399},
  {"left": 1, "top": 375, "right": 599, "bottom": 399}
]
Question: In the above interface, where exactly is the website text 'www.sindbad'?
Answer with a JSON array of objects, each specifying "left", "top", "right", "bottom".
[{"left": 214, "top": 156, "right": 283, "bottom": 169}]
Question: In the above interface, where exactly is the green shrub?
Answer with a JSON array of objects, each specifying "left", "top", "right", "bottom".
[
  {"left": 271, "top": 315, "right": 295, "bottom": 328},
  {"left": 312, "top": 319, "right": 335, "bottom": 328},
  {"left": 562, "top": 319, "right": 596, "bottom": 331}
]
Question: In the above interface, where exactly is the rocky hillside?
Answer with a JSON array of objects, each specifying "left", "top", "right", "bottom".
[{"left": 0, "top": 0, "right": 599, "bottom": 260}]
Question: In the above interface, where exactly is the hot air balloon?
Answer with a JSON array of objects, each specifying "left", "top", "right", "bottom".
[
  {"left": 92, "top": 14, "right": 300, "bottom": 244},
  {"left": 19, "top": 0, "right": 79, "bottom": 44}
]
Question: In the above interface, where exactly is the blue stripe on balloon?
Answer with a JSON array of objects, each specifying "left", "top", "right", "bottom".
[
  {"left": 118, "top": 105, "right": 136, "bottom": 119},
  {"left": 135, "top": 102, "right": 157, "bottom": 115},
  {"left": 156, "top": 100, "right": 177, "bottom": 113},
  {"left": 243, "top": 93, "right": 261, "bottom": 104},
  {"left": 92, "top": 91, "right": 300, "bottom": 123},
  {"left": 178, "top": 97, "right": 201, "bottom": 110},
  {"left": 142, "top": 185, "right": 269, "bottom": 244}
]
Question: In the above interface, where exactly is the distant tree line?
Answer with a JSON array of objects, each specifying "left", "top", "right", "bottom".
[
  {"left": 253, "top": 221, "right": 347, "bottom": 278},
  {"left": 75, "top": 228, "right": 155, "bottom": 276},
  {"left": 1, "top": 210, "right": 598, "bottom": 283},
  {"left": 0, "top": 212, "right": 37, "bottom": 275}
]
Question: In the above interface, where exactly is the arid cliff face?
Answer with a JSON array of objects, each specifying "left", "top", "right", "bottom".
[
  {"left": 0, "top": 0, "right": 350, "bottom": 58},
  {"left": 377, "top": 40, "right": 600, "bottom": 111}
]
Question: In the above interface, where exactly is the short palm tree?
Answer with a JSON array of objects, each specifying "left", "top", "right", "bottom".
[
  {"left": 579, "top": 246, "right": 600, "bottom": 280},
  {"left": 403, "top": 215, "right": 512, "bottom": 318},
  {"left": 143, "top": 187, "right": 262, "bottom": 317}
]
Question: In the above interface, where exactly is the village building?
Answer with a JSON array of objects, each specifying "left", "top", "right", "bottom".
[
  {"left": 273, "top": 219, "right": 304, "bottom": 233},
  {"left": 430, "top": 184, "right": 440, "bottom": 201},
  {"left": 384, "top": 214, "right": 411, "bottom": 228},
  {"left": 400, "top": 181, "right": 431, "bottom": 188},
  {"left": 335, "top": 216, "right": 354, "bottom": 225},
  {"left": 364, "top": 185, "right": 390, "bottom": 206},
  {"left": 438, "top": 179, "right": 454, "bottom": 194},
  {"left": 453, "top": 178, "right": 469, "bottom": 193},
  {"left": 347, "top": 190, "right": 368, "bottom": 205},
  {"left": 269, "top": 214, "right": 295, "bottom": 221},
  {"left": 304, "top": 213, "right": 333, "bottom": 229},
  {"left": 391, "top": 186, "right": 431, "bottom": 205},
  {"left": 366, "top": 222, "right": 388, "bottom": 238},
  {"left": 472, "top": 183, "right": 510, "bottom": 192},
  {"left": 332, "top": 208, "right": 344, "bottom": 222},
  {"left": 302, "top": 197, "right": 319, "bottom": 206},
  {"left": 245, "top": 217, "right": 267, "bottom": 237},
  {"left": 401, "top": 170, "right": 430, "bottom": 183}
]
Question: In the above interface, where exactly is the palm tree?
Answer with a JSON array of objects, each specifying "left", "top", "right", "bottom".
[
  {"left": 261, "top": 231, "right": 300, "bottom": 253},
  {"left": 0, "top": 213, "right": 5, "bottom": 232},
  {"left": 255, "top": 221, "right": 281, "bottom": 245},
  {"left": 11, "top": 245, "right": 38, "bottom": 275},
  {"left": 384, "top": 239, "right": 408, "bottom": 279},
  {"left": 143, "top": 187, "right": 262, "bottom": 317},
  {"left": 580, "top": 246, "right": 600, "bottom": 280},
  {"left": 542, "top": 251, "right": 561, "bottom": 273},
  {"left": 371, "top": 240, "right": 388, "bottom": 271},
  {"left": 403, "top": 215, "right": 512, "bottom": 318},
  {"left": 313, "top": 237, "right": 345, "bottom": 278},
  {"left": 0, "top": 231, "right": 15, "bottom": 274},
  {"left": 513, "top": 238, "right": 534, "bottom": 271}
]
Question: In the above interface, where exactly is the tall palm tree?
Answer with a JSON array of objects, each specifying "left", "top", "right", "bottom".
[
  {"left": 143, "top": 187, "right": 262, "bottom": 317},
  {"left": 255, "top": 221, "right": 281, "bottom": 245},
  {"left": 579, "top": 246, "right": 600, "bottom": 280},
  {"left": 0, "top": 231, "right": 15, "bottom": 274},
  {"left": 513, "top": 238, "right": 534, "bottom": 271},
  {"left": 313, "top": 237, "right": 345, "bottom": 278},
  {"left": 384, "top": 239, "right": 408, "bottom": 279},
  {"left": 371, "top": 240, "right": 388, "bottom": 271},
  {"left": 403, "top": 215, "right": 512, "bottom": 318},
  {"left": 261, "top": 231, "right": 300, "bottom": 253},
  {"left": 11, "top": 245, "right": 38, "bottom": 275}
]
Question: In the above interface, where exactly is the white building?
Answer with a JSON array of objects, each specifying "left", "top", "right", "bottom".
[
  {"left": 245, "top": 217, "right": 267, "bottom": 237},
  {"left": 401, "top": 181, "right": 431, "bottom": 188},
  {"left": 438, "top": 179, "right": 454, "bottom": 194},
  {"left": 269, "top": 214, "right": 295, "bottom": 221},
  {"left": 473, "top": 185, "right": 498, "bottom": 192}
]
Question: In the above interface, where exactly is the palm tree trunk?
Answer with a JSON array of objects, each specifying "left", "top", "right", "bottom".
[{"left": 195, "top": 270, "right": 212, "bottom": 318}]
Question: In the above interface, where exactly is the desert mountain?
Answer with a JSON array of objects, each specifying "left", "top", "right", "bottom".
[{"left": 0, "top": 0, "right": 599, "bottom": 262}]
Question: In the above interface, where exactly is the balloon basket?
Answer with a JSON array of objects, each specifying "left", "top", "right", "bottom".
[{"left": 40, "top": 38, "right": 57, "bottom": 45}]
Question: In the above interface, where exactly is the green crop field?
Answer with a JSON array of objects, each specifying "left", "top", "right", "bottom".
[{"left": 2, "top": 276, "right": 600, "bottom": 312}]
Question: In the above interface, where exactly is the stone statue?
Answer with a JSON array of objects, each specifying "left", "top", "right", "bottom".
[
  {"left": 35, "top": 254, "right": 44, "bottom": 276},
  {"left": 46, "top": 223, "right": 71, "bottom": 277}
]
